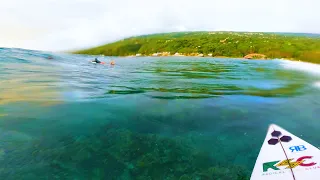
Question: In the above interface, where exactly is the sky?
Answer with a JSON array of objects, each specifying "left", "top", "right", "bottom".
[{"left": 0, "top": 0, "right": 319, "bottom": 51}]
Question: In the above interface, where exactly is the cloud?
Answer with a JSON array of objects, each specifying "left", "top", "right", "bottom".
[{"left": 0, "top": 0, "right": 319, "bottom": 51}]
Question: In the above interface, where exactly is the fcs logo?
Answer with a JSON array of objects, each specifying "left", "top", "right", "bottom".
[
  {"left": 263, "top": 156, "right": 317, "bottom": 172},
  {"left": 268, "top": 130, "right": 292, "bottom": 145}
]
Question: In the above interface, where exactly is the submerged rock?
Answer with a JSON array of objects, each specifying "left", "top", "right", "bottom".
[{"left": 0, "top": 126, "right": 250, "bottom": 179}]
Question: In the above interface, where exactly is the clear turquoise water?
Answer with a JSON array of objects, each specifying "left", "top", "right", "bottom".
[{"left": 0, "top": 48, "right": 319, "bottom": 179}]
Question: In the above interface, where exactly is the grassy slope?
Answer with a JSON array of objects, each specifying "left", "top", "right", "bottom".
[{"left": 74, "top": 31, "right": 320, "bottom": 63}]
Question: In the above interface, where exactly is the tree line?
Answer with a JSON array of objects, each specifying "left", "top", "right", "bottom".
[{"left": 74, "top": 31, "right": 320, "bottom": 64}]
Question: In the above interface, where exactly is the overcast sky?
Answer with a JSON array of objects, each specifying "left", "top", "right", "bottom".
[{"left": 0, "top": 0, "right": 319, "bottom": 51}]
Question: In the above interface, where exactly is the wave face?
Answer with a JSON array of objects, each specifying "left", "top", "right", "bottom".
[{"left": 0, "top": 48, "right": 319, "bottom": 179}]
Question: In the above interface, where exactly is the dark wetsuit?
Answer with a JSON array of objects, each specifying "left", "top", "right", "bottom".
[{"left": 92, "top": 58, "right": 101, "bottom": 63}]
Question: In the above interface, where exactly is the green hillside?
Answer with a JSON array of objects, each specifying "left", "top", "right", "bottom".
[{"left": 74, "top": 31, "right": 320, "bottom": 63}]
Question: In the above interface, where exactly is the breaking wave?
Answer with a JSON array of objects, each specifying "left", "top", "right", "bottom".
[
  {"left": 278, "top": 59, "right": 320, "bottom": 89},
  {"left": 278, "top": 59, "right": 320, "bottom": 76}
]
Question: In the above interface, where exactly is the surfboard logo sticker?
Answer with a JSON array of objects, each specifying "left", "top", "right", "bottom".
[
  {"left": 268, "top": 130, "right": 292, "bottom": 145},
  {"left": 263, "top": 156, "right": 317, "bottom": 172},
  {"left": 289, "top": 145, "right": 307, "bottom": 152}
]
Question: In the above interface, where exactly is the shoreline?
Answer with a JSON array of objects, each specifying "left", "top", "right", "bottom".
[
  {"left": 86, "top": 53, "right": 319, "bottom": 65},
  {"left": 106, "top": 54, "right": 307, "bottom": 63},
  {"left": 102, "top": 54, "right": 320, "bottom": 65}
]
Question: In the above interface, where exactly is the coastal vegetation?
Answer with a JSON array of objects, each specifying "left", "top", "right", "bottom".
[{"left": 74, "top": 31, "right": 320, "bottom": 64}]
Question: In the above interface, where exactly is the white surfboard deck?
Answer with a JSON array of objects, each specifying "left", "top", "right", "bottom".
[{"left": 250, "top": 124, "right": 320, "bottom": 180}]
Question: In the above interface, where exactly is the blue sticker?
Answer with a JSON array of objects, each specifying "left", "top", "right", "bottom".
[{"left": 289, "top": 145, "right": 307, "bottom": 152}]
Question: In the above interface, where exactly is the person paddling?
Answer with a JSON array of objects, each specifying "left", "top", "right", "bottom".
[{"left": 92, "top": 58, "right": 101, "bottom": 64}]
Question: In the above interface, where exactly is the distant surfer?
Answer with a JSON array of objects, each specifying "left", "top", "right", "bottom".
[
  {"left": 92, "top": 58, "right": 101, "bottom": 64},
  {"left": 110, "top": 60, "right": 115, "bottom": 65}
]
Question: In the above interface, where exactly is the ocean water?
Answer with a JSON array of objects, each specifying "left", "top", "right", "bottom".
[{"left": 0, "top": 48, "right": 319, "bottom": 179}]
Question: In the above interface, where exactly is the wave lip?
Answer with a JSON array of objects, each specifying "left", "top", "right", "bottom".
[{"left": 279, "top": 59, "right": 320, "bottom": 76}]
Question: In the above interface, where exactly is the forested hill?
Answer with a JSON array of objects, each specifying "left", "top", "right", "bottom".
[{"left": 74, "top": 31, "right": 320, "bottom": 63}]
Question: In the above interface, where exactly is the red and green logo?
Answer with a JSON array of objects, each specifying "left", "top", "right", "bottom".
[{"left": 263, "top": 156, "right": 317, "bottom": 172}]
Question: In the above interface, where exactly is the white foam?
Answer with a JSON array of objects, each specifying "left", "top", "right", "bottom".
[
  {"left": 278, "top": 59, "right": 320, "bottom": 89},
  {"left": 279, "top": 59, "right": 320, "bottom": 76}
]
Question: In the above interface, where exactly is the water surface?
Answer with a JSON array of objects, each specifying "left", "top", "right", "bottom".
[{"left": 0, "top": 48, "right": 319, "bottom": 179}]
